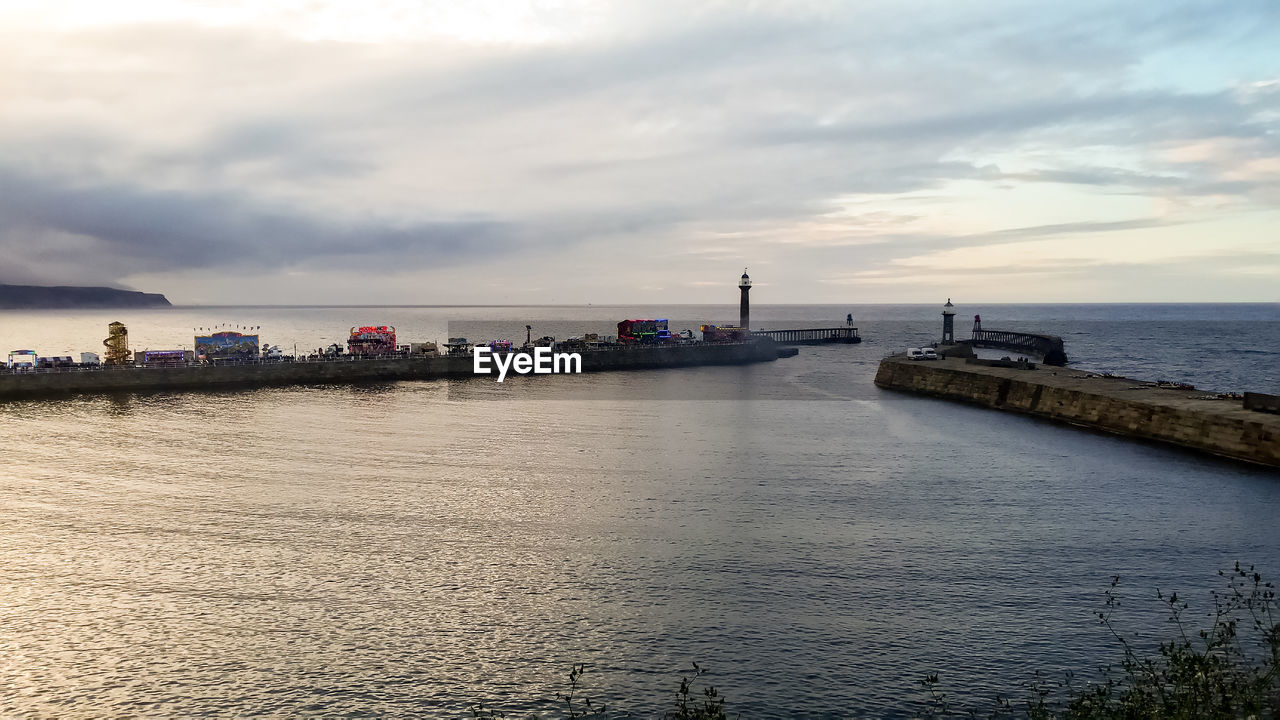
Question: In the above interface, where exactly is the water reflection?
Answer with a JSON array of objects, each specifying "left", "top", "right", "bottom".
[{"left": 1, "top": 306, "right": 1277, "bottom": 717}]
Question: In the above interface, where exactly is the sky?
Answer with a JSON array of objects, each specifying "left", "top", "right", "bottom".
[{"left": 0, "top": 0, "right": 1277, "bottom": 305}]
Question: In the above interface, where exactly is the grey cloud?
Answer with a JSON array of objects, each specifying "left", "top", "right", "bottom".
[
  {"left": 837, "top": 250, "right": 1280, "bottom": 283},
  {"left": 1009, "top": 168, "right": 1275, "bottom": 198},
  {"left": 749, "top": 91, "right": 1265, "bottom": 149},
  {"left": 0, "top": 166, "right": 513, "bottom": 282},
  {"left": 176, "top": 119, "right": 376, "bottom": 179},
  {"left": 958, "top": 218, "right": 1179, "bottom": 243},
  {"left": 0, "top": 1, "right": 1276, "bottom": 300},
  {"left": 790, "top": 218, "right": 1183, "bottom": 271},
  {"left": 1006, "top": 169, "right": 1187, "bottom": 189}
]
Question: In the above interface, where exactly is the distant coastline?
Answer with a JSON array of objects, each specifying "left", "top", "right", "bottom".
[{"left": 0, "top": 284, "right": 171, "bottom": 309}]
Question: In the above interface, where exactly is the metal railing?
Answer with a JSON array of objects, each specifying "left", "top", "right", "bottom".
[
  {"left": 751, "top": 327, "right": 859, "bottom": 343},
  {"left": 969, "top": 329, "right": 1068, "bottom": 366}
]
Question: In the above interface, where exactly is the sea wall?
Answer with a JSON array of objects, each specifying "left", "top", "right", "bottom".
[
  {"left": 0, "top": 340, "right": 779, "bottom": 400},
  {"left": 875, "top": 356, "right": 1280, "bottom": 469},
  {"left": 1245, "top": 392, "right": 1280, "bottom": 415}
]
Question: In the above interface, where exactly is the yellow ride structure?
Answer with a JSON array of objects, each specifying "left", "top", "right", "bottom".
[{"left": 103, "top": 321, "right": 130, "bottom": 365}]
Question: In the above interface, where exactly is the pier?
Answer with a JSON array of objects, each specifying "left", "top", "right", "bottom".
[
  {"left": 966, "top": 329, "right": 1067, "bottom": 365},
  {"left": 751, "top": 327, "right": 861, "bottom": 345},
  {"left": 0, "top": 340, "right": 784, "bottom": 400},
  {"left": 875, "top": 355, "right": 1280, "bottom": 469}
]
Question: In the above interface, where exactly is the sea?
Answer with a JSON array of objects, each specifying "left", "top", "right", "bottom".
[{"left": 1, "top": 303, "right": 1277, "bottom": 718}]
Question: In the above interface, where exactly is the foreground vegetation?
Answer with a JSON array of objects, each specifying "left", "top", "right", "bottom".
[
  {"left": 472, "top": 564, "right": 1278, "bottom": 718},
  {"left": 470, "top": 662, "right": 729, "bottom": 719},
  {"left": 923, "top": 563, "right": 1279, "bottom": 719}
]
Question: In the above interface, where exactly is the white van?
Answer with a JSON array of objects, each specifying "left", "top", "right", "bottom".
[
  {"left": 921, "top": 348, "right": 939, "bottom": 360},
  {"left": 906, "top": 348, "right": 925, "bottom": 360}
]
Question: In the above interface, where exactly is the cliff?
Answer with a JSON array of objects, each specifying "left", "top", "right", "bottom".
[{"left": 0, "top": 284, "right": 171, "bottom": 309}]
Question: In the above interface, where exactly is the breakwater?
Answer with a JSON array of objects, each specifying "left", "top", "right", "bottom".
[
  {"left": 0, "top": 340, "right": 780, "bottom": 400},
  {"left": 875, "top": 356, "right": 1280, "bottom": 468}
]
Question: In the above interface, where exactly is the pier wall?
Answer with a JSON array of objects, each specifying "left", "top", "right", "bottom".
[
  {"left": 0, "top": 340, "right": 778, "bottom": 400},
  {"left": 1245, "top": 392, "right": 1280, "bottom": 415},
  {"left": 875, "top": 357, "right": 1280, "bottom": 468}
]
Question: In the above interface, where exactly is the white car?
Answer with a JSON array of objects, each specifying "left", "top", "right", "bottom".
[{"left": 921, "top": 348, "right": 939, "bottom": 360}]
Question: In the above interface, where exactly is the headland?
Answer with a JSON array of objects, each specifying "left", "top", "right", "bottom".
[{"left": 0, "top": 283, "right": 171, "bottom": 309}]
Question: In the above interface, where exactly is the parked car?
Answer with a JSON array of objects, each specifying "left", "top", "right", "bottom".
[
  {"left": 921, "top": 348, "right": 939, "bottom": 360},
  {"left": 906, "top": 348, "right": 925, "bottom": 360}
]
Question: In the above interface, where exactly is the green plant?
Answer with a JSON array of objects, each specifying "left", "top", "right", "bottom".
[
  {"left": 669, "top": 662, "right": 728, "bottom": 720},
  {"left": 923, "top": 562, "right": 1280, "bottom": 719},
  {"left": 470, "top": 662, "right": 733, "bottom": 719}
]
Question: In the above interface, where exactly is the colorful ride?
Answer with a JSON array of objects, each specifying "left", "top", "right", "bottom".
[
  {"left": 618, "top": 319, "right": 671, "bottom": 344},
  {"left": 348, "top": 325, "right": 397, "bottom": 356},
  {"left": 7, "top": 349, "right": 37, "bottom": 370},
  {"left": 195, "top": 331, "right": 259, "bottom": 361}
]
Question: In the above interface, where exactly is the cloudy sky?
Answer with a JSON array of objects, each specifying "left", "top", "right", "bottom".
[{"left": 1, "top": 1, "right": 1277, "bottom": 304}]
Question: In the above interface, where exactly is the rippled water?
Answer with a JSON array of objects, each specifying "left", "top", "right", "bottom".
[{"left": 1, "top": 304, "right": 1277, "bottom": 717}]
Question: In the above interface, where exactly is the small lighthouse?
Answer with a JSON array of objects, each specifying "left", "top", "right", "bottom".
[
  {"left": 739, "top": 270, "right": 752, "bottom": 329},
  {"left": 941, "top": 298, "right": 956, "bottom": 344}
]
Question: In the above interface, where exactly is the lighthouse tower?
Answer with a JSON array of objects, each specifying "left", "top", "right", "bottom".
[
  {"left": 739, "top": 270, "right": 752, "bottom": 329},
  {"left": 941, "top": 298, "right": 956, "bottom": 344}
]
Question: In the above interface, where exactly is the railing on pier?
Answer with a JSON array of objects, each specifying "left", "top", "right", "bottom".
[
  {"left": 750, "top": 327, "right": 861, "bottom": 345},
  {"left": 968, "top": 329, "right": 1067, "bottom": 366}
]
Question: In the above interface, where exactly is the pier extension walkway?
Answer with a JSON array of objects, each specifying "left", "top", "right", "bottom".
[
  {"left": 966, "top": 329, "right": 1067, "bottom": 365},
  {"left": 752, "top": 327, "right": 861, "bottom": 345}
]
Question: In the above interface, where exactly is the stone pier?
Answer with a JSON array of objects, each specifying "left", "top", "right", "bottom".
[{"left": 875, "top": 356, "right": 1280, "bottom": 469}]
